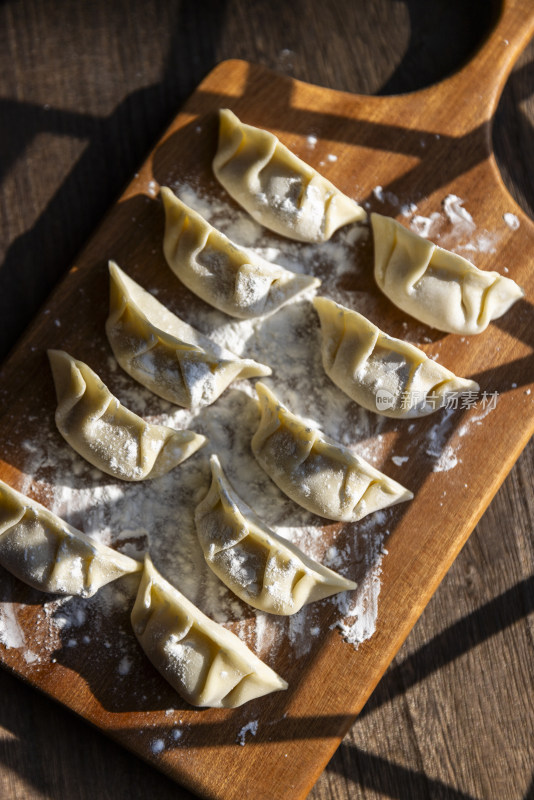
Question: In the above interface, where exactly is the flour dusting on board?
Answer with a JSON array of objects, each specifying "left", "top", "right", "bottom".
[
  {"left": 1, "top": 181, "right": 501, "bottom": 707},
  {"left": 237, "top": 719, "right": 259, "bottom": 746},
  {"left": 0, "top": 602, "right": 25, "bottom": 649},
  {"left": 371, "top": 188, "right": 510, "bottom": 262}
]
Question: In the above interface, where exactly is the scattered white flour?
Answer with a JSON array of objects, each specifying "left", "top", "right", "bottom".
[
  {"left": 288, "top": 606, "right": 320, "bottom": 658},
  {"left": 373, "top": 185, "right": 399, "bottom": 205},
  {"left": 410, "top": 213, "right": 441, "bottom": 238},
  {"left": 307, "top": 135, "right": 317, "bottom": 147},
  {"left": 392, "top": 455, "right": 409, "bottom": 466},
  {"left": 382, "top": 191, "right": 505, "bottom": 260},
  {"left": 237, "top": 719, "right": 258, "bottom": 746},
  {"left": 23, "top": 650, "right": 40, "bottom": 664},
  {"left": 461, "top": 230, "right": 499, "bottom": 255},
  {"left": 457, "top": 400, "right": 498, "bottom": 438},
  {"left": 425, "top": 408, "right": 456, "bottom": 460},
  {"left": 333, "top": 567, "right": 383, "bottom": 643},
  {"left": 442, "top": 194, "right": 475, "bottom": 232},
  {"left": 432, "top": 446, "right": 459, "bottom": 473},
  {"left": 503, "top": 212, "right": 520, "bottom": 230},
  {"left": 118, "top": 655, "right": 132, "bottom": 676},
  {"left": 151, "top": 738, "right": 165, "bottom": 755},
  {"left": 0, "top": 604, "right": 25, "bottom": 649},
  {"left": 400, "top": 202, "right": 418, "bottom": 218}
]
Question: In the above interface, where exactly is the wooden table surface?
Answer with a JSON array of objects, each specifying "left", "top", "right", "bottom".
[{"left": 1, "top": 2, "right": 533, "bottom": 798}]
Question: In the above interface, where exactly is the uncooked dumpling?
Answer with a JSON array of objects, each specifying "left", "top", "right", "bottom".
[
  {"left": 213, "top": 108, "right": 366, "bottom": 242},
  {"left": 161, "top": 187, "right": 320, "bottom": 317},
  {"left": 313, "top": 296, "right": 479, "bottom": 417},
  {"left": 48, "top": 350, "right": 206, "bottom": 481},
  {"left": 0, "top": 479, "right": 141, "bottom": 597},
  {"left": 195, "top": 454, "right": 356, "bottom": 615},
  {"left": 251, "top": 383, "right": 413, "bottom": 521},
  {"left": 131, "top": 555, "right": 288, "bottom": 708},
  {"left": 371, "top": 213, "right": 524, "bottom": 334},
  {"left": 106, "top": 261, "right": 271, "bottom": 407}
]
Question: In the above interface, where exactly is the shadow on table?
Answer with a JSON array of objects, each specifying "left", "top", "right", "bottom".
[
  {"left": 0, "top": 668, "right": 195, "bottom": 800},
  {"left": 359, "top": 575, "right": 534, "bottom": 718},
  {"left": 327, "top": 743, "right": 534, "bottom": 800},
  {"left": 0, "top": 0, "right": 228, "bottom": 362}
]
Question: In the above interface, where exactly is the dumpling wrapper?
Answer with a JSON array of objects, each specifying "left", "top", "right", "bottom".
[
  {"left": 106, "top": 261, "right": 271, "bottom": 408},
  {"left": 131, "top": 555, "right": 288, "bottom": 708},
  {"left": 213, "top": 108, "right": 366, "bottom": 242},
  {"left": 0, "top": 479, "right": 141, "bottom": 597},
  {"left": 251, "top": 383, "right": 413, "bottom": 522},
  {"left": 371, "top": 213, "right": 524, "bottom": 334},
  {"left": 161, "top": 186, "right": 320, "bottom": 318},
  {"left": 195, "top": 454, "right": 356, "bottom": 615},
  {"left": 313, "top": 296, "right": 479, "bottom": 418},
  {"left": 48, "top": 350, "right": 206, "bottom": 481}
]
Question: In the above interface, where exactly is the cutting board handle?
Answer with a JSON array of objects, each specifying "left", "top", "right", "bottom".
[{"left": 427, "top": 0, "right": 534, "bottom": 135}]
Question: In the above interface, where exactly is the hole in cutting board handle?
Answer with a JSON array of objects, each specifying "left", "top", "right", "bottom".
[{"left": 377, "top": 0, "right": 501, "bottom": 96}]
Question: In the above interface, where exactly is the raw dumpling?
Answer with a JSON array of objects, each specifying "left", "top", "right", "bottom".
[
  {"left": 251, "top": 383, "right": 413, "bottom": 522},
  {"left": 106, "top": 261, "right": 271, "bottom": 407},
  {"left": 213, "top": 108, "right": 366, "bottom": 242},
  {"left": 131, "top": 555, "right": 288, "bottom": 708},
  {"left": 161, "top": 187, "right": 320, "bottom": 318},
  {"left": 195, "top": 454, "right": 356, "bottom": 615},
  {"left": 371, "top": 213, "right": 524, "bottom": 334},
  {"left": 313, "top": 296, "right": 479, "bottom": 418},
  {"left": 0, "top": 479, "right": 141, "bottom": 597},
  {"left": 48, "top": 350, "right": 206, "bottom": 481}
]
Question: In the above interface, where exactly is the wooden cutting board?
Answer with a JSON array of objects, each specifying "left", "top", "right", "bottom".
[{"left": 1, "top": 1, "right": 533, "bottom": 798}]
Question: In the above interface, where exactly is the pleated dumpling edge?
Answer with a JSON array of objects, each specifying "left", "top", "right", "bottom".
[
  {"left": 131, "top": 554, "right": 288, "bottom": 708},
  {"left": 48, "top": 349, "right": 206, "bottom": 481},
  {"left": 106, "top": 260, "right": 271, "bottom": 408},
  {"left": 313, "top": 296, "right": 479, "bottom": 418},
  {"left": 0, "top": 479, "right": 141, "bottom": 597},
  {"left": 161, "top": 186, "right": 321, "bottom": 319},
  {"left": 195, "top": 454, "right": 357, "bottom": 615},
  {"left": 213, "top": 108, "right": 366, "bottom": 243},
  {"left": 251, "top": 382, "right": 413, "bottom": 522},
  {"left": 371, "top": 212, "right": 524, "bottom": 334}
]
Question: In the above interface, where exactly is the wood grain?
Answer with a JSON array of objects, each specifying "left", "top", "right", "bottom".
[{"left": 1, "top": 1, "right": 533, "bottom": 799}]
